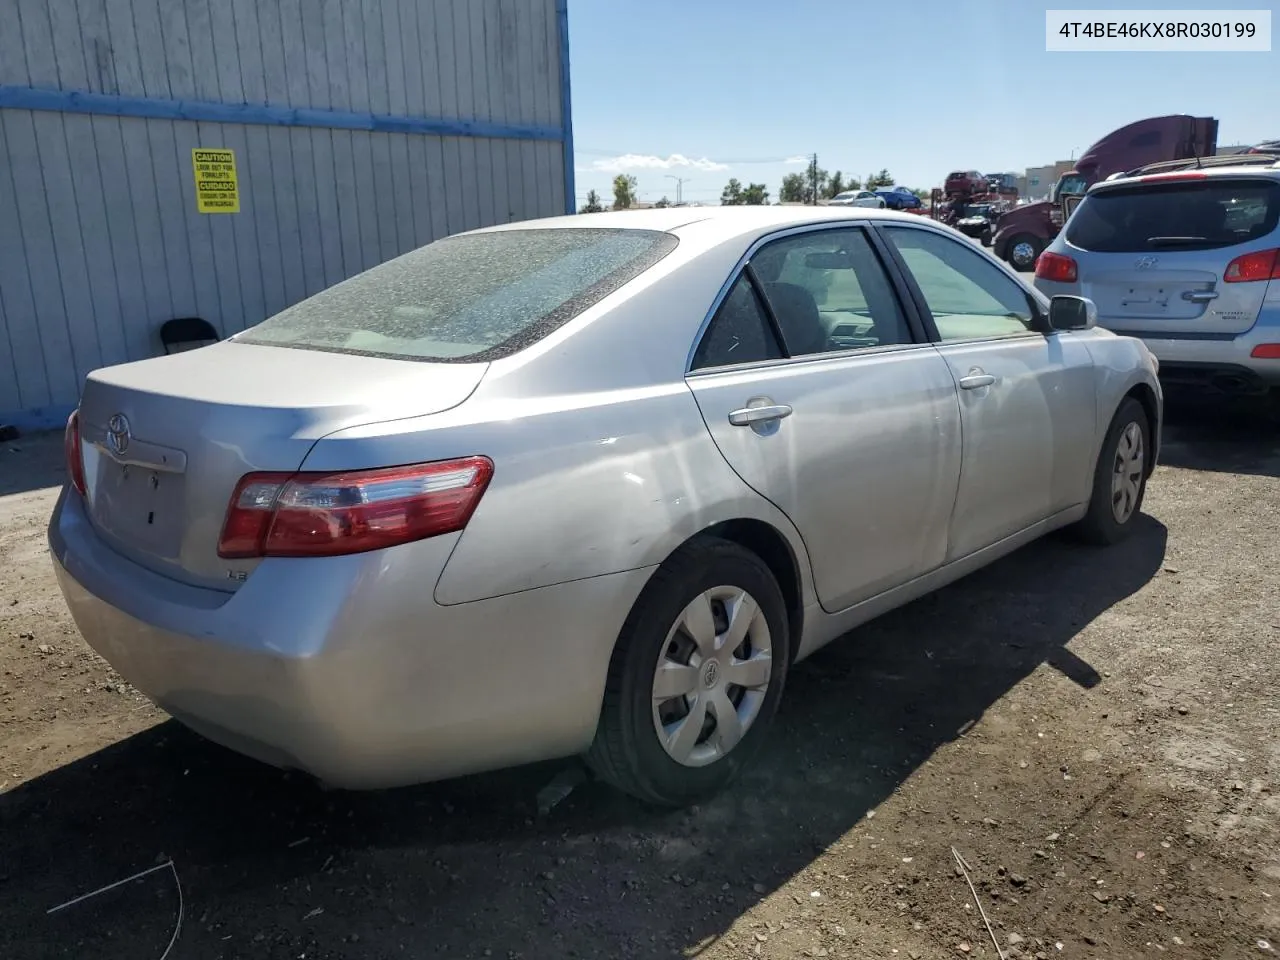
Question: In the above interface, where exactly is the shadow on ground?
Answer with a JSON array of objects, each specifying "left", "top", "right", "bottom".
[
  {"left": 0, "top": 515, "right": 1167, "bottom": 960},
  {"left": 0, "top": 431, "right": 65, "bottom": 498},
  {"left": 1160, "top": 390, "right": 1280, "bottom": 477}
]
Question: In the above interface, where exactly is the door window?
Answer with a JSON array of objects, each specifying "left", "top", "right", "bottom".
[
  {"left": 690, "top": 274, "right": 783, "bottom": 371},
  {"left": 750, "top": 228, "right": 912, "bottom": 356},
  {"left": 882, "top": 227, "right": 1038, "bottom": 341}
]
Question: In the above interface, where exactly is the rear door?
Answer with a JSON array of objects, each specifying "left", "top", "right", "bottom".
[
  {"left": 687, "top": 224, "right": 963, "bottom": 613},
  {"left": 877, "top": 223, "right": 1098, "bottom": 561},
  {"left": 1063, "top": 177, "right": 1280, "bottom": 336}
]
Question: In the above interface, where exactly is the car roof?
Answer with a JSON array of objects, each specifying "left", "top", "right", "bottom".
[
  {"left": 1092, "top": 162, "right": 1280, "bottom": 194},
  {"left": 467, "top": 205, "right": 932, "bottom": 242}
]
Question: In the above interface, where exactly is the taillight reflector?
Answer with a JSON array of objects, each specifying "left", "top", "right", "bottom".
[
  {"left": 1250, "top": 344, "right": 1280, "bottom": 359},
  {"left": 1224, "top": 248, "right": 1280, "bottom": 283},
  {"left": 64, "top": 409, "right": 86, "bottom": 496},
  {"left": 1035, "top": 251, "right": 1078, "bottom": 283},
  {"left": 217, "top": 457, "right": 494, "bottom": 559}
]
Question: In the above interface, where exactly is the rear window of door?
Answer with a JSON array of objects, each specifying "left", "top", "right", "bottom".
[
  {"left": 1065, "top": 179, "right": 1280, "bottom": 253},
  {"left": 881, "top": 226, "right": 1038, "bottom": 341},
  {"left": 755, "top": 228, "right": 913, "bottom": 356}
]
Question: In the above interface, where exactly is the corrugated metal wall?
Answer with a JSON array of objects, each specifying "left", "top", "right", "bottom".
[{"left": 0, "top": 0, "right": 572, "bottom": 428}]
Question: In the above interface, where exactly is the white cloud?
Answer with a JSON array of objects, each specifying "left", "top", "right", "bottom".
[
  {"left": 584, "top": 153, "right": 730, "bottom": 173},
  {"left": 783, "top": 155, "right": 811, "bottom": 165}
]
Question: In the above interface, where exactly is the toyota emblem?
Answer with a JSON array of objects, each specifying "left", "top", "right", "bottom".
[{"left": 106, "top": 414, "right": 131, "bottom": 455}]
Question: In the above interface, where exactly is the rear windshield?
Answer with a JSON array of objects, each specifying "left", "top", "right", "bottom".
[
  {"left": 1066, "top": 179, "right": 1280, "bottom": 253},
  {"left": 235, "top": 228, "right": 678, "bottom": 362}
]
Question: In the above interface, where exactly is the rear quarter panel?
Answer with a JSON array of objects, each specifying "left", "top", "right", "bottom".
[{"left": 303, "top": 387, "right": 815, "bottom": 607}]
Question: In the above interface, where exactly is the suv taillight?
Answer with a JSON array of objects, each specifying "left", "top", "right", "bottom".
[
  {"left": 64, "top": 409, "right": 86, "bottom": 496},
  {"left": 1224, "top": 248, "right": 1280, "bottom": 283},
  {"left": 1035, "top": 251, "right": 1078, "bottom": 283},
  {"left": 217, "top": 457, "right": 494, "bottom": 559}
]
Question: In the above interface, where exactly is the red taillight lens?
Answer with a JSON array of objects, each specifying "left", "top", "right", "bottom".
[
  {"left": 1250, "top": 344, "right": 1280, "bottom": 359},
  {"left": 217, "top": 457, "right": 494, "bottom": 559},
  {"left": 1224, "top": 248, "right": 1280, "bottom": 283},
  {"left": 64, "top": 409, "right": 86, "bottom": 496},
  {"left": 1035, "top": 251, "right": 1078, "bottom": 283}
]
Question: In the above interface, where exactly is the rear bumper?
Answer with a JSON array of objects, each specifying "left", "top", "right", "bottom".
[
  {"left": 49, "top": 489, "right": 654, "bottom": 788},
  {"left": 1103, "top": 312, "right": 1280, "bottom": 392}
]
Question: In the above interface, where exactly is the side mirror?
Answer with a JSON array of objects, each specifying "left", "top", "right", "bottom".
[{"left": 1048, "top": 295, "right": 1097, "bottom": 331}]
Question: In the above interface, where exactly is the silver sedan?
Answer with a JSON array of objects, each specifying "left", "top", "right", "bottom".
[{"left": 49, "top": 207, "right": 1163, "bottom": 807}]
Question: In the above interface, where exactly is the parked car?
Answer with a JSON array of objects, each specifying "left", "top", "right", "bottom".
[
  {"left": 1247, "top": 140, "right": 1280, "bottom": 154},
  {"left": 955, "top": 203, "right": 997, "bottom": 245},
  {"left": 51, "top": 206, "right": 1162, "bottom": 807},
  {"left": 828, "top": 190, "right": 885, "bottom": 208},
  {"left": 945, "top": 170, "right": 986, "bottom": 196},
  {"left": 876, "top": 187, "right": 924, "bottom": 210},
  {"left": 1034, "top": 164, "right": 1280, "bottom": 398}
]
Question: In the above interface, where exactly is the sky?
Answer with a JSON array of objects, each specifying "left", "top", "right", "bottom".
[{"left": 565, "top": 0, "right": 1277, "bottom": 208}]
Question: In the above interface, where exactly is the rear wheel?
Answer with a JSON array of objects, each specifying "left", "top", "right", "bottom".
[
  {"left": 1006, "top": 233, "right": 1042, "bottom": 271},
  {"left": 1073, "top": 397, "right": 1150, "bottom": 545},
  {"left": 586, "top": 537, "right": 789, "bottom": 807}
]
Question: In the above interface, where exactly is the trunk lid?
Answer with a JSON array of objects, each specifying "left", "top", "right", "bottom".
[
  {"left": 76, "top": 341, "right": 487, "bottom": 591},
  {"left": 1063, "top": 176, "right": 1280, "bottom": 335}
]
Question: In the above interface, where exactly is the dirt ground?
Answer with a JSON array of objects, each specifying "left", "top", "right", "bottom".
[{"left": 1, "top": 397, "right": 1277, "bottom": 960}]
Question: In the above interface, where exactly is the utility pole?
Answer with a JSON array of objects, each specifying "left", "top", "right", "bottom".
[
  {"left": 665, "top": 175, "right": 689, "bottom": 205},
  {"left": 809, "top": 153, "right": 819, "bottom": 205}
]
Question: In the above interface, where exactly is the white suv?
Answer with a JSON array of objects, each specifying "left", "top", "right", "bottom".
[{"left": 1033, "top": 159, "right": 1280, "bottom": 397}]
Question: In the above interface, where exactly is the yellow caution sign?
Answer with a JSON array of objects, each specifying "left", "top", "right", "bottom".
[{"left": 192, "top": 148, "right": 240, "bottom": 214}]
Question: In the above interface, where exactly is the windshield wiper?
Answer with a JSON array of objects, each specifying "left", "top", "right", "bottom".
[{"left": 1146, "top": 236, "right": 1209, "bottom": 247}]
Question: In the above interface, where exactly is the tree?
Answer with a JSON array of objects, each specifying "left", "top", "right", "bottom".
[
  {"left": 868, "top": 168, "right": 895, "bottom": 189},
  {"left": 780, "top": 173, "right": 807, "bottom": 203},
  {"left": 579, "top": 189, "right": 604, "bottom": 213},
  {"left": 740, "top": 182, "right": 770, "bottom": 205},
  {"left": 612, "top": 174, "right": 637, "bottom": 210},
  {"left": 654, "top": 196, "right": 671, "bottom": 208},
  {"left": 781, "top": 168, "right": 830, "bottom": 204},
  {"left": 721, "top": 178, "right": 745, "bottom": 205}
]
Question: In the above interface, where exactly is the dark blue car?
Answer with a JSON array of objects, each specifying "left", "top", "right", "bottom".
[{"left": 875, "top": 187, "right": 923, "bottom": 210}]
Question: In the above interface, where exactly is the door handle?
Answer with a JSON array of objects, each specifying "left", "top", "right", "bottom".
[
  {"left": 1182, "top": 290, "right": 1218, "bottom": 302},
  {"left": 728, "top": 403, "right": 793, "bottom": 426},
  {"left": 958, "top": 373, "right": 996, "bottom": 390}
]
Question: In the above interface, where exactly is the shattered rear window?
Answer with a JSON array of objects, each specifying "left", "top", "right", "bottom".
[{"left": 235, "top": 228, "right": 678, "bottom": 362}]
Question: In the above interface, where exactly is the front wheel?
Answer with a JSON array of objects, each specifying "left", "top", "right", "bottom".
[
  {"left": 586, "top": 537, "right": 790, "bottom": 807},
  {"left": 1006, "top": 233, "right": 1042, "bottom": 271},
  {"left": 1073, "top": 397, "right": 1151, "bottom": 545}
]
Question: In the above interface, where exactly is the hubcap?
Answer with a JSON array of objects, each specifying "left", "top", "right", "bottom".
[
  {"left": 1111, "top": 421, "right": 1145, "bottom": 523},
  {"left": 651, "top": 586, "right": 773, "bottom": 768},
  {"left": 1012, "top": 241, "right": 1035, "bottom": 266}
]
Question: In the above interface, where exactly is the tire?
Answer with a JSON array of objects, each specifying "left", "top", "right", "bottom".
[
  {"left": 586, "top": 536, "right": 790, "bottom": 807},
  {"left": 1006, "top": 233, "right": 1042, "bottom": 271},
  {"left": 1073, "top": 397, "right": 1151, "bottom": 545}
]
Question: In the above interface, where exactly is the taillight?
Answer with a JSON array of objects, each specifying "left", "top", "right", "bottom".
[
  {"left": 1250, "top": 344, "right": 1280, "bottom": 359},
  {"left": 1224, "top": 248, "right": 1280, "bottom": 283},
  {"left": 1138, "top": 172, "right": 1208, "bottom": 183},
  {"left": 1035, "top": 251, "right": 1078, "bottom": 283},
  {"left": 64, "top": 409, "right": 86, "bottom": 496},
  {"left": 217, "top": 457, "right": 494, "bottom": 559}
]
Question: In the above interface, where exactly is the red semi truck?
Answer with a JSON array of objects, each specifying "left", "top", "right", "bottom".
[{"left": 992, "top": 115, "right": 1219, "bottom": 271}]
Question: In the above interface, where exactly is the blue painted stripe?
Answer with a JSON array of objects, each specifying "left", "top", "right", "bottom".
[
  {"left": 0, "top": 85, "right": 565, "bottom": 143},
  {"left": 557, "top": 0, "right": 575, "bottom": 215}
]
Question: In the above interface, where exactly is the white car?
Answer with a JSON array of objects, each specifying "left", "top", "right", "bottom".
[{"left": 828, "top": 190, "right": 885, "bottom": 209}]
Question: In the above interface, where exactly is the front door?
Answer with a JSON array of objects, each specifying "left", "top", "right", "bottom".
[
  {"left": 878, "top": 224, "right": 1098, "bottom": 561},
  {"left": 686, "top": 225, "right": 963, "bottom": 613}
]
